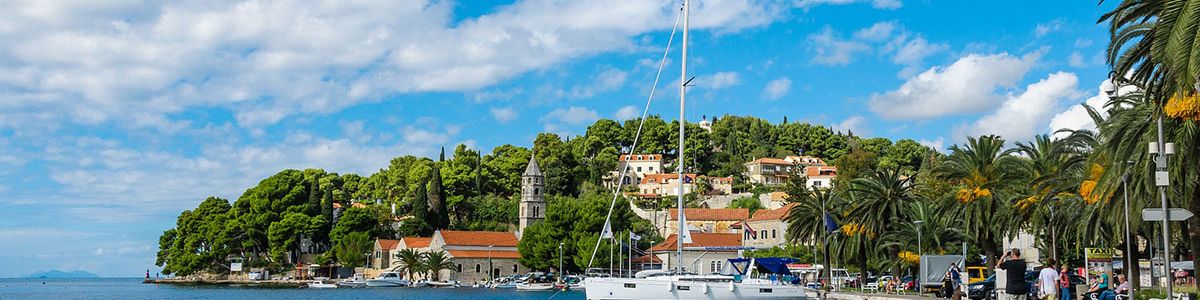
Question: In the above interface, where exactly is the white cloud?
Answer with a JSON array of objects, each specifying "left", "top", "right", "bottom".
[
  {"left": 831, "top": 115, "right": 868, "bottom": 135},
  {"left": 868, "top": 52, "right": 1041, "bottom": 120},
  {"left": 542, "top": 106, "right": 600, "bottom": 125},
  {"left": 1047, "top": 80, "right": 1137, "bottom": 138},
  {"left": 764, "top": 77, "right": 792, "bottom": 100},
  {"left": 854, "top": 21, "right": 897, "bottom": 41},
  {"left": 705, "top": 71, "right": 741, "bottom": 89},
  {"left": 892, "top": 36, "right": 948, "bottom": 77},
  {"left": 1035, "top": 20, "right": 1064, "bottom": 37},
  {"left": 807, "top": 27, "right": 871, "bottom": 65},
  {"left": 918, "top": 137, "right": 945, "bottom": 152},
  {"left": 544, "top": 68, "right": 629, "bottom": 99},
  {"left": 1068, "top": 52, "right": 1087, "bottom": 68},
  {"left": 490, "top": 107, "right": 519, "bottom": 123},
  {"left": 962, "top": 72, "right": 1081, "bottom": 141},
  {"left": 614, "top": 105, "right": 640, "bottom": 121},
  {"left": 0, "top": 0, "right": 787, "bottom": 130},
  {"left": 1075, "top": 38, "right": 1093, "bottom": 48}
]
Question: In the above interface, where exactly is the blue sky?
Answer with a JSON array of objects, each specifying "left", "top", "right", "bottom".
[{"left": 0, "top": 0, "right": 1117, "bottom": 277}]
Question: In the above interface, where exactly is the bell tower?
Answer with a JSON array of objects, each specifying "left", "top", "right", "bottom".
[{"left": 518, "top": 151, "right": 545, "bottom": 239}]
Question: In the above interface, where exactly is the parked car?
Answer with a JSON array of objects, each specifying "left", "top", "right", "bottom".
[{"left": 967, "top": 269, "right": 1085, "bottom": 300}]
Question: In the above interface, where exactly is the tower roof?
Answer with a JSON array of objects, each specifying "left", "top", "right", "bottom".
[{"left": 523, "top": 151, "right": 542, "bottom": 176}]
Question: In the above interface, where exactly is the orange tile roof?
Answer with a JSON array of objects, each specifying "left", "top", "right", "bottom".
[
  {"left": 438, "top": 230, "right": 519, "bottom": 247},
  {"left": 640, "top": 173, "right": 698, "bottom": 184},
  {"left": 376, "top": 239, "right": 400, "bottom": 250},
  {"left": 746, "top": 158, "right": 793, "bottom": 165},
  {"left": 709, "top": 176, "right": 734, "bottom": 184},
  {"left": 403, "top": 237, "right": 431, "bottom": 248},
  {"left": 805, "top": 165, "right": 838, "bottom": 177},
  {"left": 630, "top": 254, "right": 662, "bottom": 263},
  {"left": 446, "top": 250, "right": 521, "bottom": 259},
  {"left": 748, "top": 203, "right": 797, "bottom": 222},
  {"left": 620, "top": 154, "right": 663, "bottom": 161},
  {"left": 667, "top": 208, "right": 749, "bottom": 221},
  {"left": 649, "top": 233, "right": 742, "bottom": 251}
]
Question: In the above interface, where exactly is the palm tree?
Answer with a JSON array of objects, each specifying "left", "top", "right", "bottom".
[
  {"left": 1014, "top": 134, "right": 1089, "bottom": 260},
  {"left": 393, "top": 248, "right": 424, "bottom": 280},
  {"left": 846, "top": 167, "right": 920, "bottom": 276},
  {"left": 422, "top": 251, "right": 456, "bottom": 282},
  {"left": 1100, "top": 0, "right": 1200, "bottom": 102},
  {"left": 937, "top": 135, "right": 1027, "bottom": 264}
]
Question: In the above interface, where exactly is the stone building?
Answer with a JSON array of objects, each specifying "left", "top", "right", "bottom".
[
  {"left": 430, "top": 230, "right": 527, "bottom": 283},
  {"left": 518, "top": 152, "right": 544, "bottom": 239}
]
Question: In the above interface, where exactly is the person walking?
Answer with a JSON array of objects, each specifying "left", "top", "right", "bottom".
[
  {"left": 1059, "top": 265, "right": 1072, "bottom": 300},
  {"left": 1037, "top": 259, "right": 1061, "bottom": 300},
  {"left": 997, "top": 248, "right": 1030, "bottom": 300}
]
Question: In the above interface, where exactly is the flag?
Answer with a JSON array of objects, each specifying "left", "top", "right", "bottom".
[
  {"left": 679, "top": 211, "right": 693, "bottom": 244},
  {"left": 601, "top": 220, "right": 614, "bottom": 239},
  {"left": 630, "top": 232, "right": 642, "bottom": 241},
  {"left": 824, "top": 213, "right": 838, "bottom": 232},
  {"left": 743, "top": 222, "right": 757, "bottom": 239}
]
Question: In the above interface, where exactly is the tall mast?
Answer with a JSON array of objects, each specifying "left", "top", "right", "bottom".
[{"left": 676, "top": 0, "right": 688, "bottom": 274}]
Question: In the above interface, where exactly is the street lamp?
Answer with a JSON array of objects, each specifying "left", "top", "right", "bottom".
[
  {"left": 914, "top": 220, "right": 923, "bottom": 290},
  {"left": 1120, "top": 162, "right": 1135, "bottom": 300}
]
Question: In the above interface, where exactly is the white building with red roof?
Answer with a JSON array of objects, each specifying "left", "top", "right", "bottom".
[
  {"left": 742, "top": 203, "right": 796, "bottom": 248},
  {"left": 664, "top": 208, "right": 749, "bottom": 235},
  {"left": 427, "top": 230, "right": 528, "bottom": 283},
  {"left": 649, "top": 232, "right": 743, "bottom": 274}
]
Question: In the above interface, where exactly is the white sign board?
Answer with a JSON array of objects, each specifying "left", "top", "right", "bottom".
[
  {"left": 230, "top": 262, "right": 243, "bottom": 272},
  {"left": 1142, "top": 208, "right": 1193, "bottom": 221}
]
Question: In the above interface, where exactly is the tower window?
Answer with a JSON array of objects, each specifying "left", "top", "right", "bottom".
[
  {"left": 534, "top": 188, "right": 539, "bottom": 195},
  {"left": 533, "top": 206, "right": 540, "bottom": 218}
]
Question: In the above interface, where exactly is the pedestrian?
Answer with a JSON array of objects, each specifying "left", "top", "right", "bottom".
[
  {"left": 1037, "top": 258, "right": 1060, "bottom": 300},
  {"left": 996, "top": 248, "right": 1029, "bottom": 300},
  {"left": 1059, "top": 265, "right": 1072, "bottom": 300}
]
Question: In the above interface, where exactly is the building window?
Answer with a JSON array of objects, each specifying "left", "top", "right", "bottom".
[
  {"left": 637, "top": 166, "right": 642, "bottom": 172},
  {"left": 772, "top": 230, "right": 777, "bottom": 239},
  {"left": 476, "top": 264, "right": 481, "bottom": 273},
  {"left": 513, "top": 264, "right": 519, "bottom": 272},
  {"left": 761, "top": 230, "right": 766, "bottom": 238},
  {"left": 649, "top": 166, "right": 655, "bottom": 172},
  {"left": 534, "top": 188, "right": 539, "bottom": 195},
  {"left": 533, "top": 206, "right": 539, "bottom": 218},
  {"left": 457, "top": 264, "right": 463, "bottom": 272}
]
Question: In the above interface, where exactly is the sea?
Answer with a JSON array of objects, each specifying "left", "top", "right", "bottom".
[{"left": 0, "top": 278, "right": 587, "bottom": 300}]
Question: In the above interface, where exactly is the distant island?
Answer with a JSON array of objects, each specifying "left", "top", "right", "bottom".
[{"left": 24, "top": 270, "right": 100, "bottom": 279}]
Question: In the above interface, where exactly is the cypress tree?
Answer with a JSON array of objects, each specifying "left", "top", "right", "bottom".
[{"left": 427, "top": 166, "right": 449, "bottom": 229}]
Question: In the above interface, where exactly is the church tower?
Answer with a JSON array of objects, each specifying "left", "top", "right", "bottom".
[{"left": 517, "top": 151, "right": 545, "bottom": 239}]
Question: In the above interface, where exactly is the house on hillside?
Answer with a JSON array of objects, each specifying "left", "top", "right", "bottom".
[
  {"left": 371, "top": 239, "right": 400, "bottom": 270},
  {"left": 649, "top": 232, "right": 743, "bottom": 274},
  {"left": 744, "top": 158, "right": 794, "bottom": 185},
  {"left": 665, "top": 208, "right": 749, "bottom": 234},
  {"left": 637, "top": 174, "right": 734, "bottom": 198},
  {"left": 742, "top": 203, "right": 796, "bottom": 249},
  {"left": 429, "top": 230, "right": 528, "bottom": 283},
  {"left": 607, "top": 154, "right": 665, "bottom": 189}
]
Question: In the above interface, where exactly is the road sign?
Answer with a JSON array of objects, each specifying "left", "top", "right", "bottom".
[{"left": 1142, "top": 208, "right": 1194, "bottom": 221}]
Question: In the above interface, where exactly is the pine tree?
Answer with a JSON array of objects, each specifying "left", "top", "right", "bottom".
[{"left": 427, "top": 166, "right": 450, "bottom": 229}]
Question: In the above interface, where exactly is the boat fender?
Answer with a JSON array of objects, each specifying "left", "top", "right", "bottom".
[
  {"left": 703, "top": 282, "right": 709, "bottom": 294},
  {"left": 729, "top": 281, "right": 735, "bottom": 292},
  {"left": 669, "top": 281, "right": 674, "bottom": 292}
]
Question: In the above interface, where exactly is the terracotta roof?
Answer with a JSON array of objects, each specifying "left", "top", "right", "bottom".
[
  {"left": 446, "top": 250, "right": 521, "bottom": 259},
  {"left": 438, "top": 230, "right": 519, "bottom": 247},
  {"left": 745, "top": 158, "right": 793, "bottom": 165},
  {"left": 748, "top": 203, "right": 797, "bottom": 222},
  {"left": 709, "top": 176, "right": 734, "bottom": 184},
  {"left": 630, "top": 254, "right": 662, "bottom": 264},
  {"left": 667, "top": 208, "right": 749, "bottom": 221},
  {"left": 785, "top": 155, "right": 827, "bottom": 166},
  {"left": 804, "top": 165, "right": 837, "bottom": 177},
  {"left": 376, "top": 239, "right": 400, "bottom": 250},
  {"left": 620, "top": 154, "right": 663, "bottom": 161},
  {"left": 403, "top": 237, "right": 431, "bottom": 248},
  {"left": 649, "top": 233, "right": 742, "bottom": 251},
  {"left": 641, "top": 173, "right": 698, "bottom": 184}
]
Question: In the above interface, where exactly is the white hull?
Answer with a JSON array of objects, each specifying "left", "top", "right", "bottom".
[
  {"left": 307, "top": 282, "right": 338, "bottom": 289},
  {"left": 584, "top": 277, "right": 808, "bottom": 300},
  {"left": 427, "top": 281, "right": 457, "bottom": 288},
  {"left": 365, "top": 279, "right": 410, "bottom": 287},
  {"left": 517, "top": 283, "right": 558, "bottom": 291}
]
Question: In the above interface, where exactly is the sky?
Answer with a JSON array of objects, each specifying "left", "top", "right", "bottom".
[{"left": 0, "top": 0, "right": 1119, "bottom": 277}]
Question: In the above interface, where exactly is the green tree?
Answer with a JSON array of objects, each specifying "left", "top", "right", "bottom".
[
  {"left": 422, "top": 251, "right": 456, "bottom": 281},
  {"left": 399, "top": 179, "right": 433, "bottom": 237},
  {"left": 427, "top": 165, "right": 450, "bottom": 230},
  {"left": 155, "top": 197, "right": 233, "bottom": 276},
  {"left": 846, "top": 167, "right": 919, "bottom": 276},
  {"left": 333, "top": 231, "right": 372, "bottom": 268},
  {"left": 394, "top": 248, "right": 424, "bottom": 279},
  {"left": 330, "top": 207, "right": 384, "bottom": 244},
  {"left": 937, "top": 135, "right": 1026, "bottom": 264},
  {"left": 728, "top": 196, "right": 765, "bottom": 215},
  {"left": 267, "top": 212, "right": 316, "bottom": 264}
]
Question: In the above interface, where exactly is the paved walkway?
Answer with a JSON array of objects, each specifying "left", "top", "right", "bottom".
[{"left": 824, "top": 291, "right": 939, "bottom": 300}]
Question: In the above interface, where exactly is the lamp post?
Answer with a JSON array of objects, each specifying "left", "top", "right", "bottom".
[
  {"left": 1105, "top": 75, "right": 1138, "bottom": 296},
  {"left": 915, "top": 220, "right": 923, "bottom": 290},
  {"left": 559, "top": 242, "right": 565, "bottom": 280}
]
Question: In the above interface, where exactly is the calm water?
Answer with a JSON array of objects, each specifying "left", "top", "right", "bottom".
[{"left": 0, "top": 278, "right": 586, "bottom": 300}]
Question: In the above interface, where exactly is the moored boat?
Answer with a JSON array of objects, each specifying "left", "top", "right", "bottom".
[
  {"left": 307, "top": 280, "right": 338, "bottom": 289},
  {"left": 365, "top": 272, "right": 411, "bottom": 287},
  {"left": 516, "top": 282, "right": 557, "bottom": 291},
  {"left": 426, "top": 280, "right": 458, "bottom": 288}
]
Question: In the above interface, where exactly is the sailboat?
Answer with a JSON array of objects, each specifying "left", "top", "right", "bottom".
[{"left": 583, "top": 1, "right": 811, "bottom": 299}]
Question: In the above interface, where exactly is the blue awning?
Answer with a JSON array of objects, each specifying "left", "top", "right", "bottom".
[{"left": 727, "top": 257, "right": 798, "bottom": 275}]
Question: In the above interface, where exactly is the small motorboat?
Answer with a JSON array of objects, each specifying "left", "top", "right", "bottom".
[
  {"left": 516, "top": 283, "right": 557, "bottom": 291},
  {"left": 365, "top": 272, "right": 411, "bottom": 287},
  {"left": 307, "top": 280, "right": 338, "bottom": 289},
  {"left": 336, "top": 274, "right": 367, "bottom": 288},
  {"left": 490, "top": 276, "right": 518, "bottom": 288},
  {"left": 426, "top": 280, "right": 458, "bottom": 288}
]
